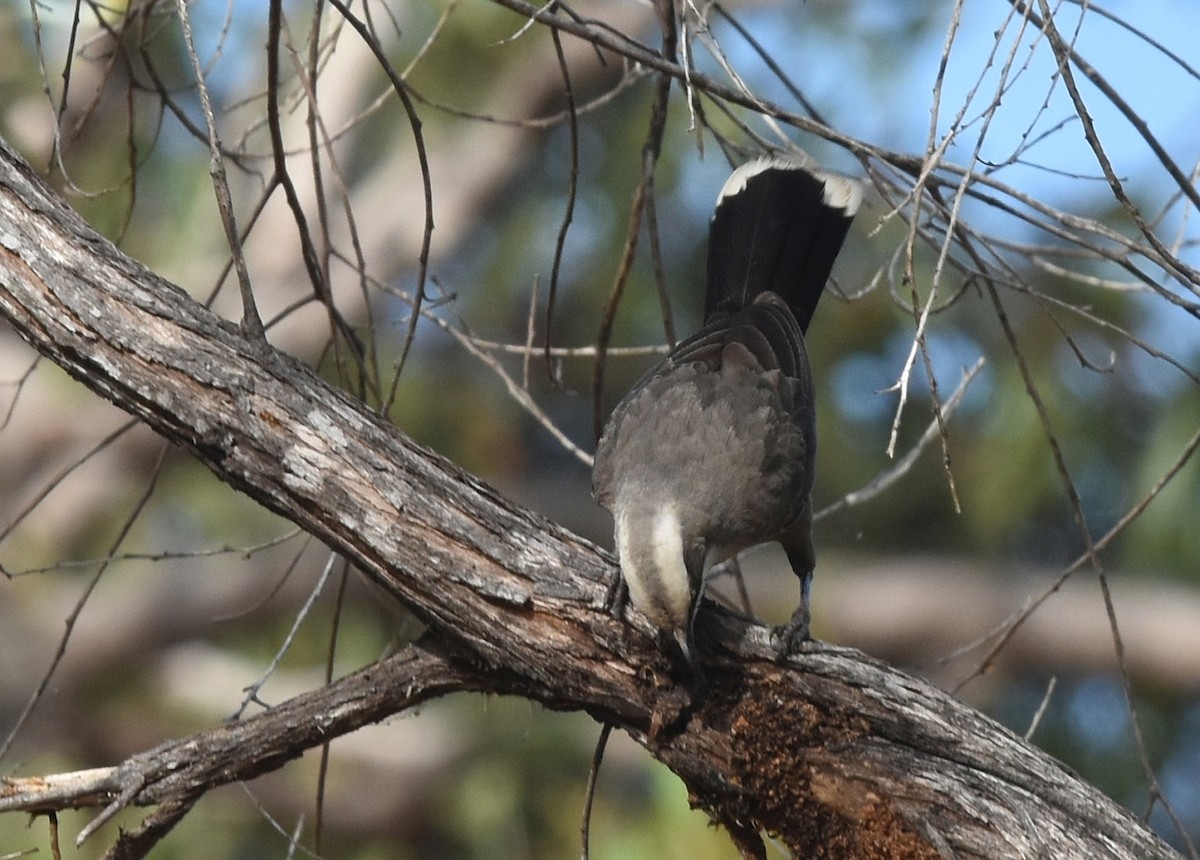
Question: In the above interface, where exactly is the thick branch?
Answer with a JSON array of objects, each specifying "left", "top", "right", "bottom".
[{"left": 0, "top": 138, "right": 1180, "bottom": 859}]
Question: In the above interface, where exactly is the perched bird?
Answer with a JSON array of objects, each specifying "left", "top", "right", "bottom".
[{"left": 592, "top": 155, "right": 861, "bottom": 663}]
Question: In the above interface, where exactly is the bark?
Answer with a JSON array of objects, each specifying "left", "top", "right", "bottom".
[{"left": 0, "top": 138, "right": 1181, "bottom": 859}]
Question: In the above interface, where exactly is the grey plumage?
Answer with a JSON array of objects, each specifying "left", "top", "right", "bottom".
[{"left": 592, "top": 156, "right": 860, "bottom": 661}]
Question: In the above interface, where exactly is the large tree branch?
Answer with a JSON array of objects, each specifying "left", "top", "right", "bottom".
[{"left": 0, "top": 138, "right": 1180, "bottom": 859}]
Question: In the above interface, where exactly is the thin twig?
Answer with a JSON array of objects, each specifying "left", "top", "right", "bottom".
[
  {"left": 231, "top": 550, "right": 341, "bottom": 720},
  {"left": 266, "top": 0, "right": 367, "bottom": 384},
  {"left": 817, "top": 359, "right": 985, "bottom": 522},
  {"left": 323, "top": 0, "right": 436, "bottom": 411},
  {"left": 590, "top": 3, "right": 674, "bottom": 442},
  {"left": 580, "top": 722, "right": 613, "bottom": 860},
  {"left": 174, "top": 0, "right": 265, "bottom": 339},
  {"left": 544, "top": 2, "right": 582, "bottom": 383},
  {"left": 0, "top": 439, "right": 168, "bottom": 762},
  {"left": 1023, "top": 676, "right": 1056, "bottom": 741}
]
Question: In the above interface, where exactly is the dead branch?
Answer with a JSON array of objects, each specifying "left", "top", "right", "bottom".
[{"left": 0, "top": 131, "right": 1182, "bottom": 859}]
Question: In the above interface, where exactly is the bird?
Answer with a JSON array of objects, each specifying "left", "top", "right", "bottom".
[{"left": 592, "top": 155, "right": 861, "bottom": 666}]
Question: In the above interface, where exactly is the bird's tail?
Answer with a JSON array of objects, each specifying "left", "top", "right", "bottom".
[{"left": 704, "top": 156, "right": 862, "bottom": 333}]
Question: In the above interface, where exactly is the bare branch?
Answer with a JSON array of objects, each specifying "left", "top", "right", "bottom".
[{"left": 0, "top": 136, "right": 1183, "bottom": 859}]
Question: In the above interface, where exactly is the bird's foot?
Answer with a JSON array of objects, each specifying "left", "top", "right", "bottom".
[{"left": 772, "top": 602, "right": 813, "bottom": 659}]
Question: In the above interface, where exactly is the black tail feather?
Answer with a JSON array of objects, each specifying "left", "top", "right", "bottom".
[{"left": 704, "top": 157, "right": 861, "bottom": 333}]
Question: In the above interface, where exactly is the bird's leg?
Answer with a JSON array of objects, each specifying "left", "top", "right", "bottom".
[
  {"left": 672, "top": 544, "right": 709, "bottom": 691},
  {"left": 604, "top": 569, "right": 628, "bottom": 620},
  {"left": 774, "top": 567, "right": 813, "bottom": 653},
  {"left": 774, "top": 513, "right": 816, "bottom": 655}
]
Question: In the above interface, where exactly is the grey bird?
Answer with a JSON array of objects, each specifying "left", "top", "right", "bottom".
[{"left": 592, "top": 155, "right": 861, "bottom": 664}]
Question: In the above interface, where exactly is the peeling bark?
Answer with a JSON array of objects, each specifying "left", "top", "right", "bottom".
[{"left": 0, "top": 138, "right": 1181, "bottom": 859}]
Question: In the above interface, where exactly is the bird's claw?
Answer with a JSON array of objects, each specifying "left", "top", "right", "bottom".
[{"left": 772, "top": 603, "right": 812, "bottom": 658}]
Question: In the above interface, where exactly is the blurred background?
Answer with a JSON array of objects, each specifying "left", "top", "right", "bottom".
[{"left": 1, "top": 0, "right": 1198, "bottom": 857}]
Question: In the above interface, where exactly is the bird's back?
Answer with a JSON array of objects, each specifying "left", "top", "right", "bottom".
[
  {"left": 592, "top": 298, "right": 812, "bottom": 553},
  {"left": 591, "top": 155, "right": 862, "bottom": 652}
]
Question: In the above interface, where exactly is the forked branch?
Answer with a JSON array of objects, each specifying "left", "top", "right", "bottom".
[{"left": 0, "top": 138, "right": 1180, "bottom": 860}]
